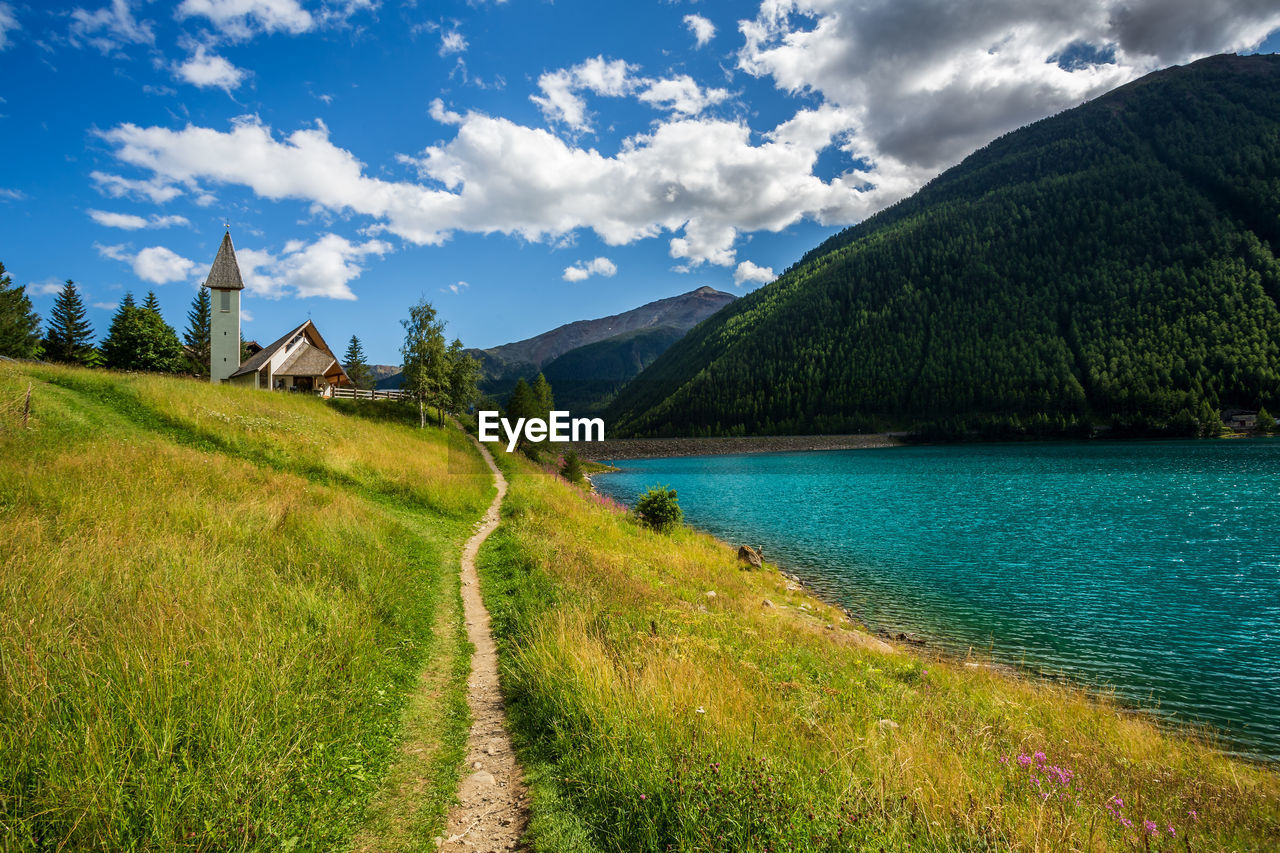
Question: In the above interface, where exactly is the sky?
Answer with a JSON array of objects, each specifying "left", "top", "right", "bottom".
[{"left": 2, "top": 1, "right": 1279, "bottom": 364}]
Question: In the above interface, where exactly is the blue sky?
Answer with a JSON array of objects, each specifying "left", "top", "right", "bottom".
[{"left": 2, "top": 1, "right": 1278, "bottom": 363}]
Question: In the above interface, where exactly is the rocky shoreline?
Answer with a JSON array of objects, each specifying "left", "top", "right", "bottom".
[{"left": 573, "top": 432, "right": 903, "bottom": 461}]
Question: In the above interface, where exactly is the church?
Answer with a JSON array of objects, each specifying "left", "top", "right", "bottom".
[{"left": 204, "top": 231, "right": 351, "bottom": 395}]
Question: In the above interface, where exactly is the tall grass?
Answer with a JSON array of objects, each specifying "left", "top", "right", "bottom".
[
  {"left": 0, "top": 364, "right": 491, "bottom": 850},
  {"left": 478, "top": 452, "right": 1280, "bottom": 852}
]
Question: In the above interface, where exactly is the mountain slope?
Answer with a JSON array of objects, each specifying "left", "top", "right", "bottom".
[
  {"left": 607, "top": 54, "right": 1280, "bottom": 438},
  {"left": 479, "top": 285, "right": 735, "bottom": 370},
  {"left": 539, "top": 325, "right": 686, "bottom": 414}
]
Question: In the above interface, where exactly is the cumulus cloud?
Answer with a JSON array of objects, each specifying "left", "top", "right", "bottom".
[
  {"left": 562, "top": 257, "right": 617, "bottom": 282},
  {"left": 236, "top": 234, "right": 390, "bottom": 300},
  {"left": 733, "top": 260, "right": 775, "bottom": 286},
  {"left": 69, "top": 0, "right": 153, "bottom": 53},
  {"left": 176, "top": 0, "right": 313, "bottom": 38},
  {"left": 31, "top": 280, "right": 67, "bottom": 296},
  {"left": 101, "top": 107, "right": 886, "bottom": 268},
  {"left": 737, "top": 0, "right": 1280, "bottom": 176},
  {"left": 89, "top": 209, "right": 191, "bottom": 229},
  {"left": 174, "top": 45, "right": 248, "bottom": 91},
  {"left": 684, "top": 13, "right": 715, "bottom": 47},
  {"left": 93, "top": 301, "right": 119, "bottom": 310},
  {"left": 0, "top": 3, "right": 19, "bottom": 51},
  {"left": 98, "top": 243, "right": 198, "bottom": 284},
  {"left": 531, "top": 55, "right": 730, "bottom": 131}
]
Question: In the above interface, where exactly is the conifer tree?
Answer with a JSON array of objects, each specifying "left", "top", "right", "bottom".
[
  {"left": 0, "top": 261, "right": 42, "bottom": 359},
  {"left": 530, "top": 372, "right": 555, "bottom": 420},
  {"left": 41, "top": 280, "right": 97, "bottom": 365},
  {"left": 343, "top": 335, "right": 373, "bottom": 390},
  {"left": 101, "top": 292, "right": 184, "bottom": 372},
  {"left": 445, "top": 337, "right": 480, "bottom": 414},
  {"left": 506, "top": 377, "right": 536, "bottom": 422},
  {"left": 184, "top": 288, "right": 212, "bottom": 375},
  {"left": 1257, "top": 406, "right": 1275, "bottom": 433}
]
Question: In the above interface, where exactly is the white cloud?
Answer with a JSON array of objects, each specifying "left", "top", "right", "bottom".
[
  {"left": 97, "top": 243, "right": 197, "bottom": 284},
  {"left": 31, "top": 280, "right": 67, "bottom": 296},
  {"left": 733, "top": 260, "right": 775, "bottom": 286},
  {"left": 443, "top": 280, "right": 469, "bottom": 295},
  {"left": 737, "top": 0, "right": 1280, "bottom": 176},
  {"left": 93, "top": 301, "right": 119, "bottom": 310},
  {"left": 439, "top": 30, "right": 467, "bottom": 56},
  {"left": 89, "top": 209, "right": 191, "bottom": 229},
  {"left": 237, "top": 234, "right": 391, "bottom": 300},
  {"left": 0, "top": 3, "right": 19, "bottom": 52},
  {"left": 174, "top": 45, "right": 248, "bottom": 92},
  {"left": 429, "top": 98, "right": 463, "bottom": 125},
  {"left": 240, "top": 307, "right": 254, "bottom": 322},
  {"left": 69, "top": 0, "right": 153, "bottom": 53},
  {"left": 0, "top": 187, "right": 26, "bottom": 201},
  {"left": 91, "top": 171, "right": 185, "bottom": 204},
  {"left": 176, "top": 0, "right": 313, "bottom": 38},
  {"left": 101, "top": 106, "right": 895, "bottom": 268},
  {"left": 562, "top": 257, "right": 617, "bottom": 282},
  {"left": 531, "top": 56, "right": 728, "bottom": 130},
  {"left": 637, "top": 75, "right": 729, "bottom": 116},
  {"left": 683, "top": 13, "right": 715, "bottom": 47}
]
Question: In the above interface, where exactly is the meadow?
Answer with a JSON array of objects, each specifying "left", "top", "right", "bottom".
[
  {"left": 478, "top": 451, "right": 1280, "bottom": 852},
  {"left": 0, "top": 363, "right": 492, "bottom": 851}
]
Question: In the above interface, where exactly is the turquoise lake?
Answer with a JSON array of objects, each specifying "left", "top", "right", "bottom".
[{"left": 593, "top": 439, "right": 1280, "bottom": 761}]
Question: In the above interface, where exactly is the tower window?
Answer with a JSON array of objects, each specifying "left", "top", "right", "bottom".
[{"left": 220, "top": 290, "right": 231, "bottom": 312}]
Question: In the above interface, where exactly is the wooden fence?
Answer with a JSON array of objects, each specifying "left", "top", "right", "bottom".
[{"left": 330, "top": 387, "right": 408, "bottom": 401}]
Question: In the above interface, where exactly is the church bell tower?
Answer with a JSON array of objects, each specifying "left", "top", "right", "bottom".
[{"left": 205, "top": 230, "right": 244, "bottom": 383}]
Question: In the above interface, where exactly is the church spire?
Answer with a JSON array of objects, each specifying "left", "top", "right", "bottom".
[{"left": 205, "top": 230, "right": 244, "bottom": 291}]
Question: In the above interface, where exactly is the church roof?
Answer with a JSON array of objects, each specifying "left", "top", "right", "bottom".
[
  {"left": 205, "top": 231, "right": 244, "bottom": 291},
  {"left": 278, "top": 343, "right": 338, "bottom": 377}
]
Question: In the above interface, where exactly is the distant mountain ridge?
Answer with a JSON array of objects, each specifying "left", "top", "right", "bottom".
[
  {"left": 375, "top": 286, "right": 736, "bottom": 402},
  {"left": 608, "top": 54, "right": 1280, "bottom": 438},
  {"left": 477, "top": 285, "right": 735, "bottom": 370}
]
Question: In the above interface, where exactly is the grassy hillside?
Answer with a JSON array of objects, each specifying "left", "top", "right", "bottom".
[
  {"left": 608, "top": 54, "right": 1280, "bottom": 438},
  {"left": 478, "top": 455, "right": 1280, "bottom": 851},
  {"left": 0, "top": 363, "right": 492, "bottom": 850}
]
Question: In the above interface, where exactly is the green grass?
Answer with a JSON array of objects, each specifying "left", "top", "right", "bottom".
[
  {"left": 0, "top": 363, "right": 492, "bottom": 851},
  {"left": 477, "top": 452, "right": 1280, "bottom": 852}
]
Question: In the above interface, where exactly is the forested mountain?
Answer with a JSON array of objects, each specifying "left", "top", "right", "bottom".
[
  {"left": 540, "top": 325, "right": 685, "bottom": 414},
  {"left": 607, "top": 54, "right": 1280, "bottom": 438}
]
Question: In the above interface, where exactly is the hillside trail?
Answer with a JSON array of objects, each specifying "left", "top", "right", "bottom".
[{"left": 440, "top": 436, "right": 529, "bottom": 852}]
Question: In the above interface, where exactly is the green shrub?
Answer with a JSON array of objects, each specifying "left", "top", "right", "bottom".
[
  {"left": 560, "top": 449, "right": 584, "bottom": 484},
  {"left": 635, "top": 486, "right": 682, "bottom": 532}
]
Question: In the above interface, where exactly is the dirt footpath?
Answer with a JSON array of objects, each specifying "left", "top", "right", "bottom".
[{"left": 440, "top": 441, "right": 528, "bottom": 852}]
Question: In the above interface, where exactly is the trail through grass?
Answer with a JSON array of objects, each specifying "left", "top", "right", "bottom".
[{"left": 0, "top": 364, "right": 491, "bottom": 851}]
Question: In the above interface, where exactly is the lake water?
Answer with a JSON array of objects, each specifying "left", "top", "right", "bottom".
[{"left": 594, "top": 439, "right": 1280, "bottom": 761}]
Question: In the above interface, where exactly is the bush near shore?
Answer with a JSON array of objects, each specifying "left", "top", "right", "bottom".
[
  {"left": 479, "top": 452, "right": 1280, "bottom": 852},
  {"left": 0, "top": 364, "right": 492, "bottom": 850}
]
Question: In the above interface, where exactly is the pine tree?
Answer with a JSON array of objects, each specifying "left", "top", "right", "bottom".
[
  {"left": 506, "top": 378, "right": 536, "bottom": 422},
  {"left": 101, "top": 292, "right": 184, "bottom": 372},
  {"left": 1257, "top": 406, "right": 1276, "bottom": 433},
  {"left": 560, "top": 447, "right": 584, "bottom": 484},
  {"left": 184, "top": 288, "right": 212, "bottom": 375},
  {"left": 41, "top": 280, "right": 97, "bottom": 365},
  {"left": 445, "top": 337, "right": 480, "bottom": 414},
  {"left": 530, "top": 372, "right": 555, "bottom": 420},
  {"left": 401, "top": 298, "right": 448, "bottom": 427},
  {"left": 0, "top": 260, "right": 42, "bottom": 359},
  {"left": 343, "top": 335, "right": 373, "bottom": 390}
]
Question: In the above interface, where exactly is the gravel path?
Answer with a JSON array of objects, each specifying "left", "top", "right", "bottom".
[{"left": 439, "top": 439, "right": 528, "bottom": 852}]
